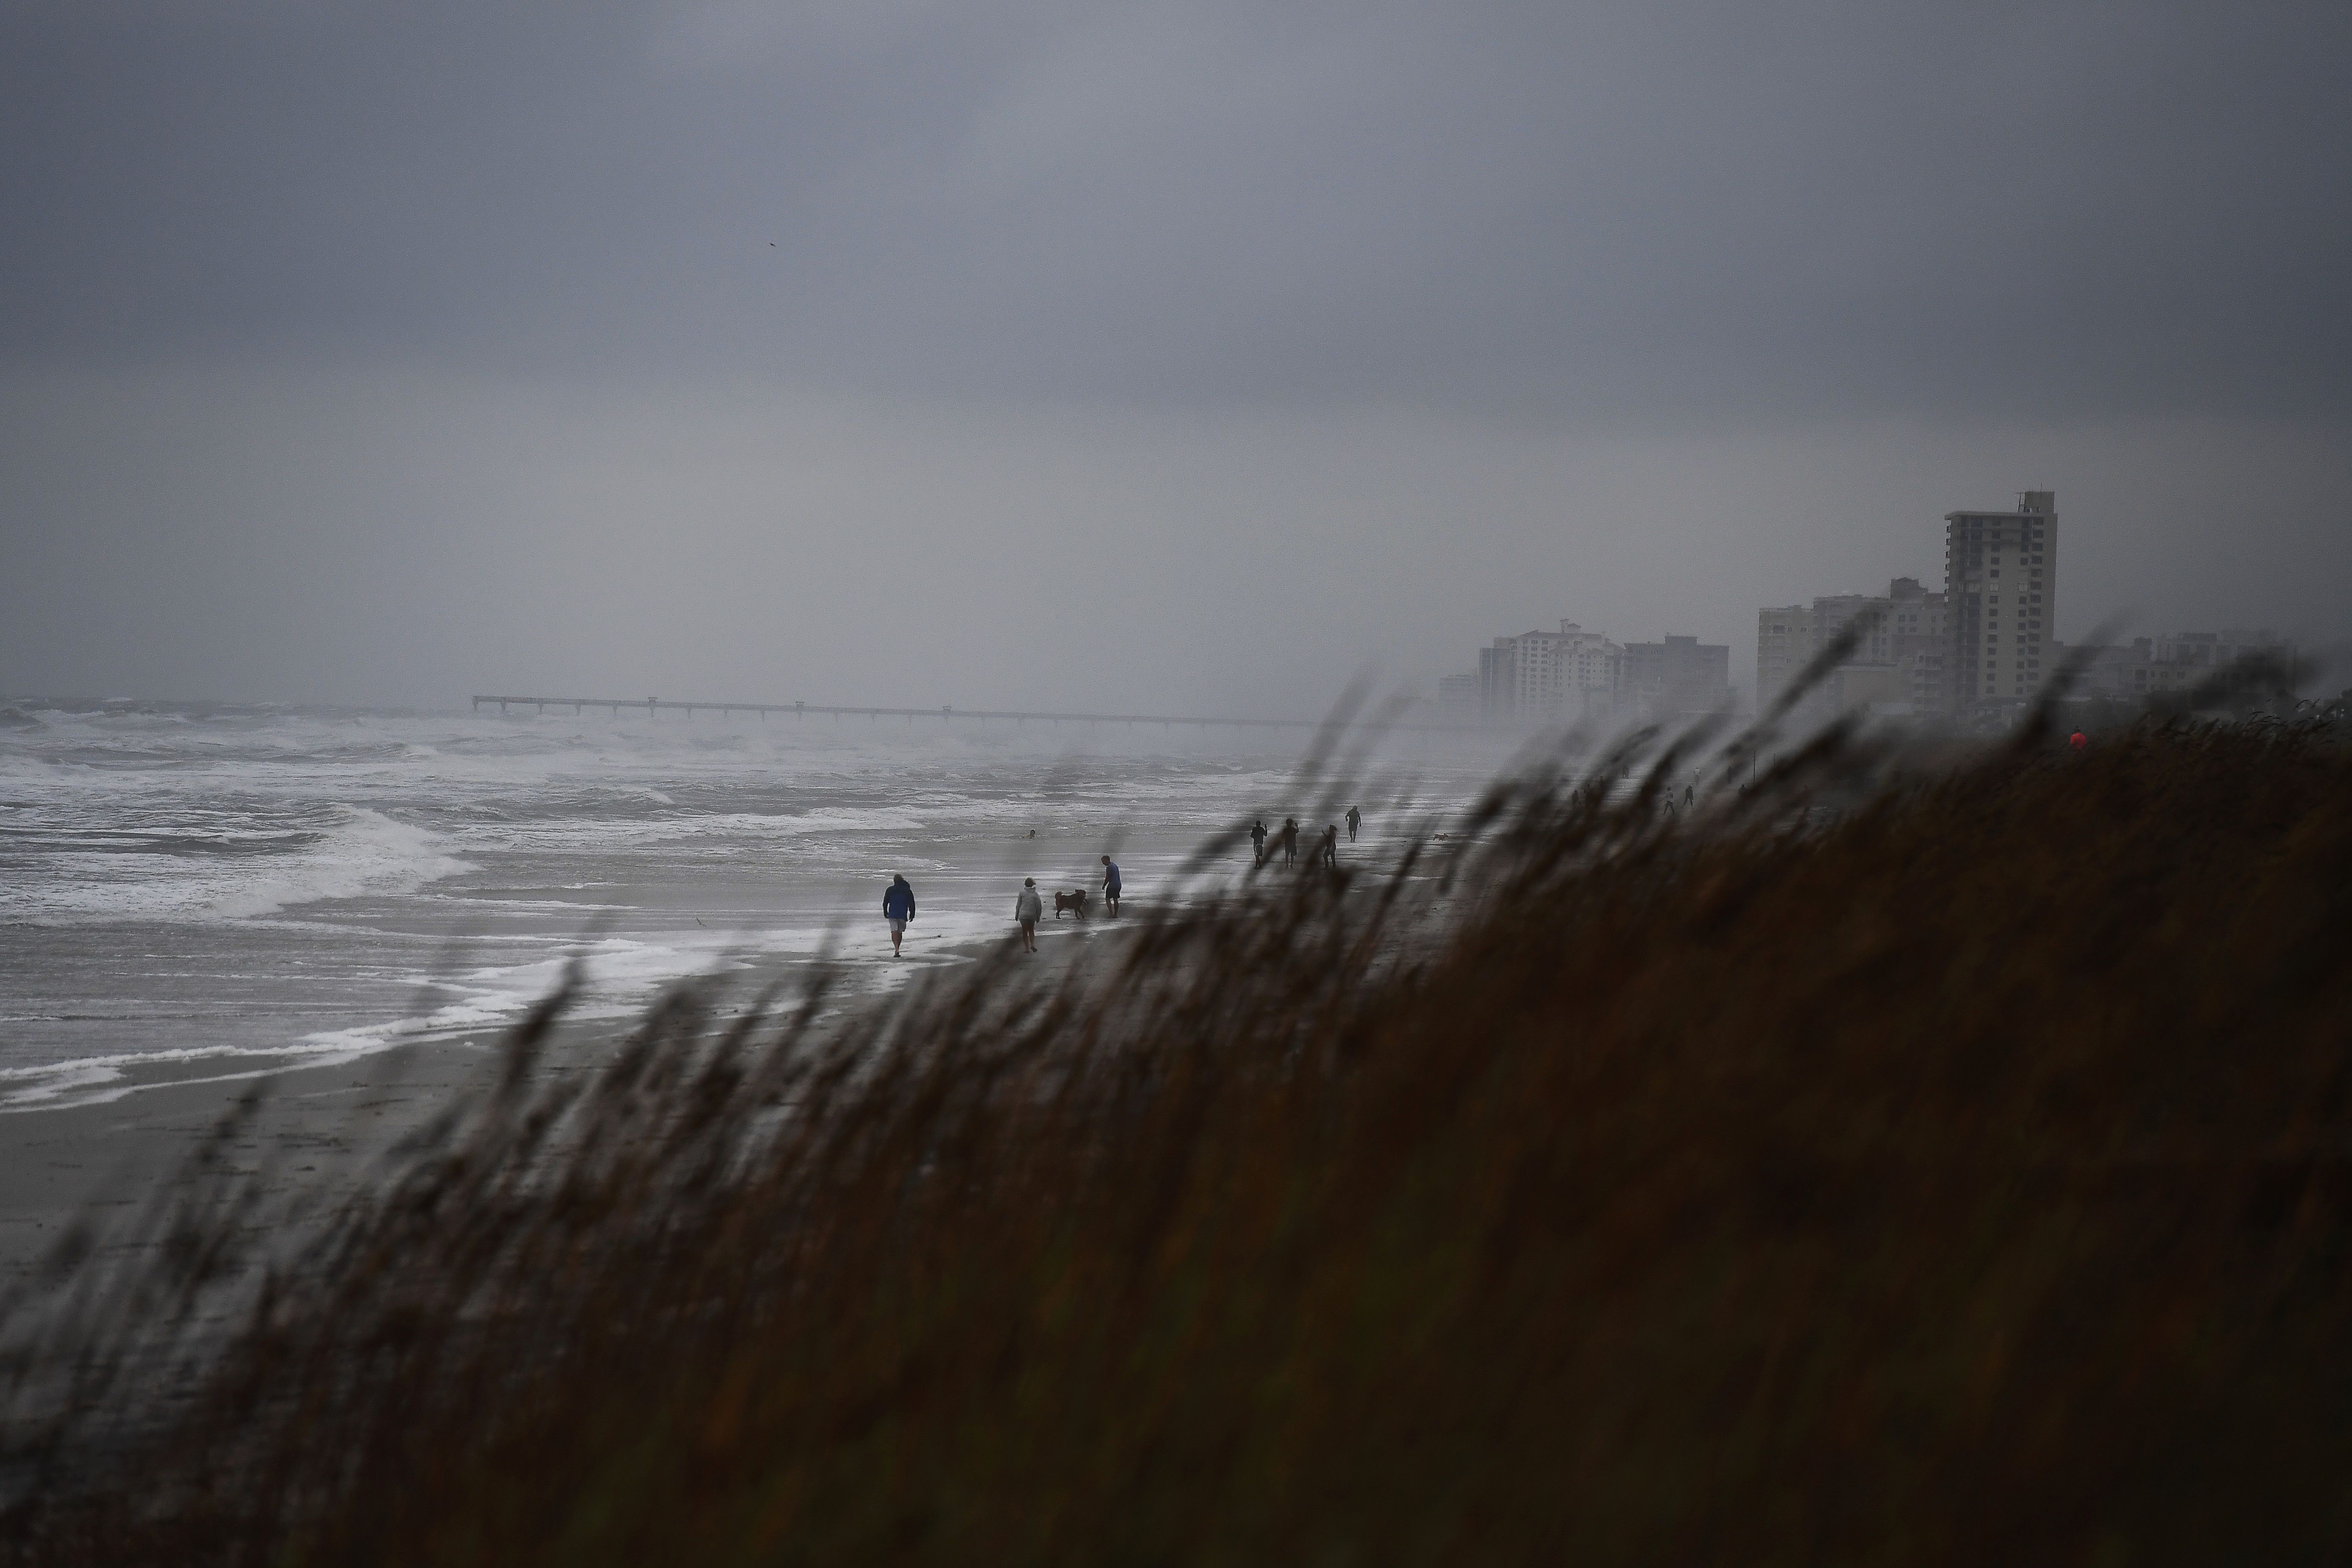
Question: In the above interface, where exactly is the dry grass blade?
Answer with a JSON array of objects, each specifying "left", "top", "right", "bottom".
[{"left": 5, "top": 714, "right": 2352, "bottom": 1565}]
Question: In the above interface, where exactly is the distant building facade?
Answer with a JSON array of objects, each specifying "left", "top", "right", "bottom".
[
  {"left": 1886, "top": 577, "right": 1951, "bottom": 710},
  {"left": 1476, "top": 640, "right": 1513, "bottom": 716},
  {"left": 1754, "top": 577, "right": 1946, "bottom": 719},
  {"left": 1451, "top": 622, "right": 1725, "bottom": 722},
  {"left": 1621, "top": 634, "right": 1732, "bottom": 717},
  {"left": 1944, "top": 491, "right": 2058, "bottom": 711},
  {"left": 1756, "top": 605, "right": 1810, "bottom": 712},
  {"left": 1445, "top": 484, "right": 2290, "bottom": 731},
  {"left": 1754, "top": 489, "right": 2055, "bottom": 721},
  {"left": 1480, "top": 622, "right": 1624, "bottom": 719},
  {"left": 2152, "top": 629, "right": 2291, "bottom": 675},
  {"left": 2059, "top": 629, "right": 2294, "bottom": 702},
  {"left": 1435, "top": 673, "right": 1481, "bottom": 713}
]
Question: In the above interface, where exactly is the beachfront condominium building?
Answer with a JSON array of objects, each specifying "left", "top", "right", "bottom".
[
  {"left": 1479, "top": 622, "right": 1625, "bottom": 719},
  {"left": 1476, "top": 641, "right": 1513, "bottom": 716},
  {"left": 2151, "top": 628, "right": 2291, "bottom": 675},
  {"left": 1756, "top": 604, "right": 1811, "bottom": 713},
  {"left": 1461, "top": 626, "right": 1722, "bottom": 722},
  {"left": 2061, "top": 629, "right": 2295, "bottom": 702},
  {"left": 1886, "top": 577, "right": 1950, "bottom": 709},
  {"left": 1620, "top": 634, "right": 1733, "bottom": 717},
  {"left": 1755, "top": 578, "right": 1945, "bottom": 717},
  {"left": 1944, "top": 491, "right": 2057, "bottom": 710}
]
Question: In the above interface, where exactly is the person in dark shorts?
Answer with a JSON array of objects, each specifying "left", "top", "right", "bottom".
[
  {"left": 1250, "top": 817, "right": 1268, "bottom": 866},
  {"left": 882, "top": 873, "right": 916, "bottom": 957},
  {"left": 1014, "top": 877, "right": 1043, "bottom": 953},
  {"left": 1281, "top": 817, "right": 1299, "bottom": 868},
  {"left": 1321, "top": 824, "right": 1339, "bottom": 868},
  {"left": 1345, "top": 804, "right": 1361, "bottom": 842},
  {"left": 1100, "top": 855, "right": 1122, "bottom": 916}
]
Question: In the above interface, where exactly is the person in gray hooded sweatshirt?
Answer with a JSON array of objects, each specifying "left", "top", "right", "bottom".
[{"left": 1014, "top": 877, "right": 1043, "bottom": 953}]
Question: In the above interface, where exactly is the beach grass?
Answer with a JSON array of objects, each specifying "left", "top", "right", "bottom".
[{"left": 5, "top": 710, "right": 2352, "bottom": 1565}]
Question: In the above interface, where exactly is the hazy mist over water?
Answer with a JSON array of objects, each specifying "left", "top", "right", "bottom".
[{"left": 3, "top": 1, "right": 2349, "bottom": 712}]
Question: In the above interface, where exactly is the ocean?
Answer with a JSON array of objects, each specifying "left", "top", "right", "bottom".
[{"left": 0, "top": 702, "right": 1505, "bottom": 1113}]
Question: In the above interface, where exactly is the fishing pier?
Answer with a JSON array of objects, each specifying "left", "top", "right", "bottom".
[{"left": 469, "top": 694, "right": 1483, "bottom": 734}]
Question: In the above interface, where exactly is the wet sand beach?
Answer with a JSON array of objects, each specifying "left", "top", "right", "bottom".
[{"left": 0, "top": 913, "right": 1158, "bottom": 1287}]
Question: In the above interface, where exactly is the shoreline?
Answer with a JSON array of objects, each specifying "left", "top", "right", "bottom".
[
  {"left": 0, "top": 880, "right": 1165, "bottom": 1112},
  {"left": 0, "top": 910, "right": 1155, "bottom": 1285}
]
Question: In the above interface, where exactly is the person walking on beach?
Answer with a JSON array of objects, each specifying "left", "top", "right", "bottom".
[
  {"left": 1321, "top": 823, "right": 1339, "bottom": 869},
  {"left": 882, "top": 873, "right": 916, "bottom": 957},
  {"left": 1250, "top": 817, "right": 1268, "bottom": 866},
  {"left": 1014, "top": 877, "right": 1043, "bottom": 953},
  {"left": 1100, "top": 855, "right": 1122, "bottom": 917},
  {"left": 1345, "top": 804, "right": 1361, "bottom": 843},
  {"left": 1281, "top": 817, "right": 1299, "bottom": 868}
]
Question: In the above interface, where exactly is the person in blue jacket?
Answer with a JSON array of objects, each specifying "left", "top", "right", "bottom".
[
  {"left": 1100, "top": 855, "right": 1122, "bottom": 917},
  {"left": 882, "top": 873, "right": 916, "bottom": 956}
]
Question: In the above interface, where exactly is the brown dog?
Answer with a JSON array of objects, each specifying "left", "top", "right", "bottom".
[{"left": 1054, "top": 889, "right": 1090, "bottom": 919}]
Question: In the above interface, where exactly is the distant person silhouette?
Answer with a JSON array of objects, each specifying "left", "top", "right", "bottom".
[
  {"left": 882, "top": 873, "right": 916, "bottom": 957},
  {"left": 1100, "top": 855, "right": 1122, "bottom": 916},
  {"left": 1321, "top": 824, "right": 1339, "bottom": 868},
  {"left": 1014, "top": 877, "right": 1042, "bottom": 953},
  {"left": 1250, "top": 817, "right": 1268, "bottom": 866},
  {"left": 1345, "top": 804, "right": 1361, "bottom": 842},
  {"left": 1281, "top": 817, "right": 1299, "bottom": 868}
]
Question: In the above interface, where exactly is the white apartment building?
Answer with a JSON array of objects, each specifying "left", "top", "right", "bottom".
[
  {"left": 1944, "top": 491, "right": 2058, "bottom": 710},
  {"left": 1480, "top": 622, "right": 1624, "bottom": 719}
]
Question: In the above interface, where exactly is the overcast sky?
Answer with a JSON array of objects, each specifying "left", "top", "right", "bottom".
[{"left": 3, "top": 0, "right": 2347, "bottom": 713}]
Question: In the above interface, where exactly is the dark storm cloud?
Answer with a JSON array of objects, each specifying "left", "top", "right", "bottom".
[
  {"left": 4, "top": 0, "right": 2347, "bottom": 422},
  {"left": 4, "top": 1, "right": 2348, "bottom": 716}
]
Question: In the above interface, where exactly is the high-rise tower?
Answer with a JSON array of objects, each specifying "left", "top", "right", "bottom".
[{"left": 1941, "top": 491, "right": 2056, "bottom": 710}]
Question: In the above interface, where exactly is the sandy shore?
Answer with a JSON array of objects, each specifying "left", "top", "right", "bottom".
[{"left": 0, "top": 911, "right": 1149, "bottom": 1288}]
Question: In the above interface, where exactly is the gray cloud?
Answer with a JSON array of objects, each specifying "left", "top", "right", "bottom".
[
  {"left": 2, "top": 1, "right": 2347, "bottom": 713},
  {"left": 5, "top": 1, "right": 2347, "bottom": 420}
]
